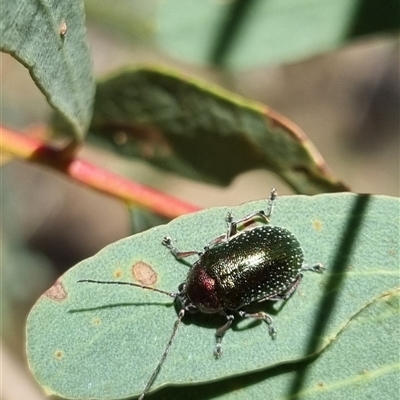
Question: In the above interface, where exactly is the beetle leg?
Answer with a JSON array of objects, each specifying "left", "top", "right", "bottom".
[
  {"left": 224, "top": 188, "right": 278, "bottom": 239},
  {"left": 214, "top": 314, "right": 234, "bottom": 358},
  {"left": 162, "top": 236, "right": 201, "bottom": 259},
  {"left": 208, "top": 211, "right": 239, "bottom": 244},
  {"left": 207, "top": 233, "right": 228, "bottom": 247},
  {"left": 265, "top": 187, "right": 277, "bottom": 218},
  {"left": 238, "top": 310, "right": 277, "bottom": 338}
]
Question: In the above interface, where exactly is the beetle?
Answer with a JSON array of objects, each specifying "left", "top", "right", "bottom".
[{"left": 79, "top": 189, "right": 323, "bottom": 399}]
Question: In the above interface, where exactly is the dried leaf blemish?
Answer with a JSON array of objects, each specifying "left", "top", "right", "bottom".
[
  {"left": 312, "top": 219, "right": 323, "bottom": 232},
  {"left": 132, "top": 261, "right": 157, "bottom": 285},
  {"left": 44, "top": 280, "right": 67, "bottom": 301},
  {"left": 54, "top": 350, "right": 64, "bottom": 360},
  {"left": 389, "top": 248, "right": 397, "bottom": 257},
  {"left": 113, "top": 269, "right": 123, "bottom": 278},
  {"left": 92, "top": 317, "right": 101, "bottom": 326},
  {"left": 59, "top": 20, "right": 67, "bottom": 37}
]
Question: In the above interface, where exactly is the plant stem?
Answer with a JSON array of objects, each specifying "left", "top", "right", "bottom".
[{"left": 1, "top": 125, "right": 201, "bottom": 219}]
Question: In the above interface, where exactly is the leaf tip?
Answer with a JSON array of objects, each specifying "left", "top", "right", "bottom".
[{"left": 59, "top": 20, "right": 67, "bottom": 37}]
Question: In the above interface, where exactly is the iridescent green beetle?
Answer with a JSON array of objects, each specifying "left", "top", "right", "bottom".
[{"left": 80, "top": 189, "right": 323, "bottom": 399}]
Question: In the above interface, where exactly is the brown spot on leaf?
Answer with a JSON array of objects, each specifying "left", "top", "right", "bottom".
[
  {"left": 104, "top": 123, "right": 172, "bottom": 159},
  {"left": 132, "top": 261, "right": 157, "bottom": 285},
  {"left": 44, "top": 280, "right": 67, "bottom": 301},
  {"left": 54, "top": 350, "right": 64, "bottom": 360},
  {"left": 92, "top": 317, "right": 101, "bottom": 326},
  {"left": 312, "top": 219, "right": 323, "bottom": 232},
  {"left": 113, "top": 269, "right": 123, "bottom": 278},
  {"left": 113, "top": 131, "right": 128, "bottom": 145},
  {"left": 59, "top": 20, "right": 67, "bottom": 37}
]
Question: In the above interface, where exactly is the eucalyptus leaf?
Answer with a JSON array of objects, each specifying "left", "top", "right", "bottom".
[
  {"left": 0, "top": 0, "right": 95, "bottom": 138},
  {"left": 159, "top": 289, "right": 400, "bottom": 400},
  {"left": 157, "top": 0, "right": 400, "bottom": 69},
  {"left": 88, "top": 67, "right": 347, "bottom": 194},
  {"left": 84, "top": 0, "right": 156, "bottom": 42},
  {"left": 26, "top": 193, "right": 399, "bottom": 399}
]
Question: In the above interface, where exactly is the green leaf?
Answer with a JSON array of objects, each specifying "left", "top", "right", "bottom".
[
  {"left": 88, "top": 67, "right": 347, "bottom": 194},
  {"left": 26, "top": 193, "right": 399, "bottom": 399},
  {"left": 84, "top": 0, "right": 156, "bottom": 42},
  {"left": 160, "top": 289, "right": 400, "bottom": 400},
  {"left": 0, "top": 0, "right": 95, "bottom": 139},
  {"left": 129, "top": 207, "right": 169, "bottom": 235},
  {"left": 157, "top": 0, "right": 400, "bottom": 69}
]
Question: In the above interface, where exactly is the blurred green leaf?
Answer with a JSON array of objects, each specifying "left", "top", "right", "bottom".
[
  {"left": 157, "top": 0, "right": 400, "bottom": 69},
  {"left": 87, "top": 67, "right": 347, "bottom": 194},
  {"left": 0, "top": 0, "right": 95, "bottom": 138},
  {"left": 84, "top": 0, "right": 157, "bottom": 42},
  {"left": 129, "top": 207, "right": 169, "bottom": 234},
  {"left": 26, "top": 193, "right": 399, "bottom": 399}
]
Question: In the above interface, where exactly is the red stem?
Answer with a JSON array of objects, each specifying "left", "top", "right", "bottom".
[{"left": 1, "top": 126, "right": 201, "bottom": 219}]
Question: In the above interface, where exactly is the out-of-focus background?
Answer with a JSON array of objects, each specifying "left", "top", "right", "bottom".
[{"left": 1, "top": 1, "right": 399, "bottom": 399}]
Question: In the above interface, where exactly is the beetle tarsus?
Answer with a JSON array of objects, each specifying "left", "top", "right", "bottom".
[
  {"left": 225, "top": 212, "right": 233, "bottom": 226},
  {"left": 301, "top": 263, "right": 325, "bottom": 273},
  {"left": 264, "top": 314, "right": 278, "bottom": 339},
  {"left": 214, "top": 341, "right": 223, "bottom": 358},
  {"left": 162, "top": 236, "right": 173, "bottom": 247},
  {"left": 266, "top": 188, "right": 277, "bottom": 217}
]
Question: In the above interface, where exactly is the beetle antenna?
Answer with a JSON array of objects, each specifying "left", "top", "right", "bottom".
[
  {"left": 77, "top": 279, "right": 176, "bottom": 298},
  {"left": 138, "top": 308, "right": 185, "bottom": 400}
]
